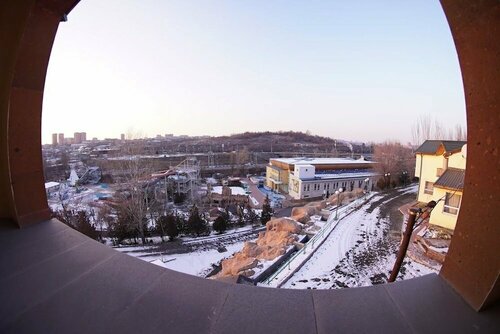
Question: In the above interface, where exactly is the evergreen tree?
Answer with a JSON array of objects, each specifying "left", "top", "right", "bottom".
[
  {"left": 75, "top": 210, "right": 99, "bottom": 240},
  {"left": 156, "top": 215, "right": 168, "bottom": 241},
  {"left": 165, "top": 213, "right": 179, "bottom": 241},
  {"left": 175, "top": 213, "right": 187, "bottom": 235},
  {"left": 245, "top": 203, "right": 259, "bottom": 226},
  {"left": 260, "top": 195, "right": 273, "bottom": 225},
  {"left": 187, "top": 204, "right": 209, "bottom": 236},
  {"left": 54, "top": 209, "right": 98, "bottom": 240},
  {"left": 237, "top": 204, "right": 245, "bottom": 227},
  {"left": 213, "top": 215, "right": 228, "bottom": 234},
  {"left": 110, "top": 208, "right": 137, "bottom": 244}
]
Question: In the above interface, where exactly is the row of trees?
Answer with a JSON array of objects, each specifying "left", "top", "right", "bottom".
[
  {"left": 99, "top": 195, "right": 274, "bottom": 245},
  {"left": 53, "top": 209, "right": 100, "bottom": 241},
  {"left": 411, "top": 115, "right": 467, "bottom": 146},
  {"left": 373, "top": 141, "right": 415, "bottom": 189}
]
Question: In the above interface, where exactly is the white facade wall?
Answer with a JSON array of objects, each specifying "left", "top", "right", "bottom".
[
  {"left": 288, "top": 174, "right": 373, "bottom": 200},
  {"left": 294, "top": 164, "right": 315, "bottom": 179}
]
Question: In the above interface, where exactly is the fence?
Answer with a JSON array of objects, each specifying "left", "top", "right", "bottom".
[{"left": 260, "top": 193, "right": 375, "bottom": 286}]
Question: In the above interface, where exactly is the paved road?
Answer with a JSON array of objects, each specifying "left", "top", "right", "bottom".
[
  {"left": 282, "top": 186, "right": 429, "bottom": 289},
  {"left": 241, "top": 178, "right": 266, "bottom": 208}
]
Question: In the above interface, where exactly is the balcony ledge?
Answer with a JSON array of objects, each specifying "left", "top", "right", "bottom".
[{"left": 0, "top": 219, "right": 498, "bottom": 333}]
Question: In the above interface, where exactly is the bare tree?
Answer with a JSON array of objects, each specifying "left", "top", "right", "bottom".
[
  {"left": 373, "top": 141, "right": 415, "bottom": 188},
  {"left": 411, "top": 115, "right": 467, "bottom": 145},
  {"left": 452, "top": 124, "right": 467, "bottom": 141},
  {"left": 115, "top": 133, "right": 157, "bottom": 244}
]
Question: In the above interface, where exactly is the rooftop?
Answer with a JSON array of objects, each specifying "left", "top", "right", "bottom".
[
  {"left": 44, "top": 182, "right": 60, "bottom": 189},
  {"left": 415, "top": 140, "right": 466, "bottom": 155},
  {"left": 313, "top": 171, "right": 379, "bottom": 181},
  {"left": 434, "top": 168, "right": 466, "bottom": 191},
  {"left": 272, "top": 157, "right": 373, "bottom": 166},
  {"left": 212, "top": 186, "right": 247, "bottom": 196}
]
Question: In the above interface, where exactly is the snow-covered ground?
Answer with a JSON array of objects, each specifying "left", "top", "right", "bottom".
[
  {"left": 113, "top": 225, "right": 265, "bottom": 277},
  {"left": 47, "top": 183, "right": 115, "bottom": 213},
  {"left": 260, "top": 197, "right": 371, "bottom": 287},
  {"left": 282, "top": 186, "right": 436, "bottom": 289},
  {"left": 148, "top": 242, "right": 245, "bottom": 277},
  {"left": 114, "top": 241, "right": 247, "bottom": 277}
]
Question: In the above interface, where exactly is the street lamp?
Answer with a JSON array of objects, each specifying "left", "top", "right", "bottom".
[
  {"left": 334, "top": 188, "right": 343, "bottom": 220},
  {"left": 402, "top": 171, "right": 408, "bottom": 187},
  {"left": 384, "top": 172, "right": 391, "bottom": 189}
]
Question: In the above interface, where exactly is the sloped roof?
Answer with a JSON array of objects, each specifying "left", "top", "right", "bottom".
[
  {"left": 415, "top": 140, "right": 466, "bottom": 154},
  {"left": 434, "top": 168, "right": 465, "bottom": 191}
]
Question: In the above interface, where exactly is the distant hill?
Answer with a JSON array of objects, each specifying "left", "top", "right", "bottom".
[
  {"left": 218, "top": 131, "right": 335, "bottom": 145},
  {"left": 187, "top": 131, "right": 371, "bottom": 155},
  {"left": 138, "top": 131, "right": 372, "bottom": 156}
]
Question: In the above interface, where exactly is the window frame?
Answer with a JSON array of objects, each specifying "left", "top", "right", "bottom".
[
  {"left": 443, "top": 192, "right": 461, "bottom": 215},
  {"left": 424, "top": 181, "right": 434, "bottom": 195}
]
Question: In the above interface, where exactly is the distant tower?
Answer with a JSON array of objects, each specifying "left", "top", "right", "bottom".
[
  {"left": 52, "top": 133, "right": 58, "bottom": 146},
  {"left": 58, "top": 133, "right": 64, "bottom": 145},
  {"left": 120, "top": 133, "right": 125, "bottom": 141},
  {"left": 74, "top": 132, "right": 81, "bottom": 144}
]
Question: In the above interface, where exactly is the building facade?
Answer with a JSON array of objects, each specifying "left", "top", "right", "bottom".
[
  {"left": 58, "top": 133, "right": 64, "bottom": 145},
  {"left": 266, "top": 157, "right": 377, "bottom": 200},
  {"left": 74, "top": 132, "right": 87, "bottom": 144},
  {"left": 415, "top": 140, "right": 466, "bottom": 231},
  {"left": 210, "top": 185, "right": 249, "bottom": 206}
]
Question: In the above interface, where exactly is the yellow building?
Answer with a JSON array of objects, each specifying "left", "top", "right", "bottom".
[{"left": 415, "top": 140, "right": 466, "bottom": 232}]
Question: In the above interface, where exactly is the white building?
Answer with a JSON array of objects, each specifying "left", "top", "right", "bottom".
[
  {"left": 265, "top": 157, "right": 378, "bottom": 200},
  {"left": 288, "top": 164, "right": 376, "bottom": 199},
  {"left": 44, "top": 181, "right": 60, "bottom": 197}
]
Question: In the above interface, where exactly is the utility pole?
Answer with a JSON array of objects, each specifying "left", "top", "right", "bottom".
[{"left": 388, "top": 207, "right": 419, "bottom": 282}]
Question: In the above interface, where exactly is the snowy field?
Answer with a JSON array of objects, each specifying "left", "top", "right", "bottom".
[
  {"left": 47, "top": 183, "right": 115, "bottom": 213},
  {"left": 282, "top": 186, "right": 437, "bottom": 289},
  {"left": 115, "top": 241, "right": 247, "bottom": 277},
  {"left": 113, "top": 225, "right": 264, "bottom": 277}
]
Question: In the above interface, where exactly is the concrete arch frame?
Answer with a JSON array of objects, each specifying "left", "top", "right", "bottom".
[{"left": 0, "top": 0, "right": 498, "bottom": 313}]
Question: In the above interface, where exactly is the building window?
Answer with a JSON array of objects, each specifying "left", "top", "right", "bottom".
[
  {"left": 444, "top": 193, "right": 461, "bottom": 215},
  {"left": 424, "top": 182, "right": 434, "bottom": 195},
  {"left": 303, "top": 185, "right": 307, "bottom": 192}
]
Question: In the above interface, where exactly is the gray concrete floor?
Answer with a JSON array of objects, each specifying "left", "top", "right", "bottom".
[{"left": 1, "top": 219, "right": 498, "bottom": 333}]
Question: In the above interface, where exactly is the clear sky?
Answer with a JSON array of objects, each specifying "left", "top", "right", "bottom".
[{"left": 42, "top": 0, "right": 466, "bottom": 144}]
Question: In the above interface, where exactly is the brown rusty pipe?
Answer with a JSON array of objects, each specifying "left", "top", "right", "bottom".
[{"left": 388, "top": 208, "right": 420, "bottom": 283}]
